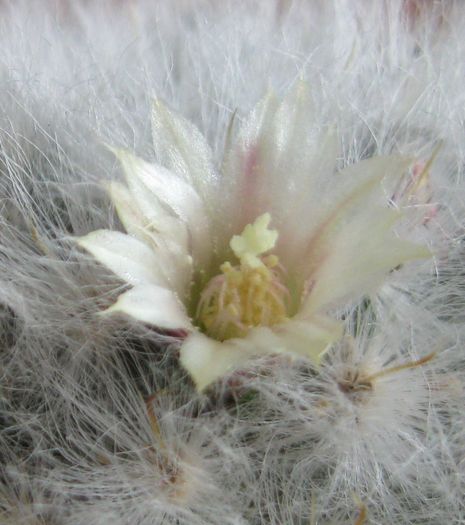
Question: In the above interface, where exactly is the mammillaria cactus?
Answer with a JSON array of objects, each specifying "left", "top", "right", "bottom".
[{"left": 0, "top": 1, "right": 463, "bottom": 524}]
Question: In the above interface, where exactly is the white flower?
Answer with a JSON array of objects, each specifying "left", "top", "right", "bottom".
[{"left": 77, "top": 83, "right": 429, "bottom": 391}]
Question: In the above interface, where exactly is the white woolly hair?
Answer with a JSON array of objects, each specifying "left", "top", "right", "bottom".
[{"left": 1, "top": 1, "right": 465, "bottom": 524}]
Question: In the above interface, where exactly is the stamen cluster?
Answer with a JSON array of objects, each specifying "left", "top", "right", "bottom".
[{"left": 196, "top": 254, "right": 289, "bottom": 341}]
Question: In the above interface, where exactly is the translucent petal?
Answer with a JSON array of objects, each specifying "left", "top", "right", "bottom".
[
  {"left": 106, "top": 150, "right": 168, "bottom": 225},
  {"left": 180, "top": 317, "right": 343, "bottom": 392},
  {"left": 101, "top": 284, "right": 192, "bottom": 330},
  {"left": 277, "top": 316, "right": 344, "bottom": 363},
  {"left": 107, "top": 180, "right": 192, "bottom": 295},
  {"left": 277, "top": 127, "right": 338, "bottom": 248},
  {"left": 109, "top": 179, "right": 189, "bottom": 255},
  {"left": 111, "top": 148, "right": 211, "bottom": 269},
  {"left": 151, "top": 98, "right": 218, "bottom": 199},
  {"left": 304, "top": 156, "right": 413, "bottom": 248},
  {"left": 287, "top": 155, "right": 415, "bottom": 279},
  {"left": 219, "top": 91, "right": 280, "bottom": 240},
  {"left": 106, "top": 181, "right": 147, "bottom": 240},
  {"left": 77, "top": 230, "right": 169, "bottom": 286},
  {"left": 267, "top": 81, "right": 328, "bottom": 184},
  {"left": 223, "top": 83, "right": 337, "bottom": 238},
  {"left": 301, "top": 205, "right": 430, "bottom": 314}
]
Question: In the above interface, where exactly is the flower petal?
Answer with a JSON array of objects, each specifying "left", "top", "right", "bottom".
[
  {"left": 77, "top": 230, "right": 169, "bottom": 286},
  {"left": 283, "top": 155, "right": 427, "bottom": 311},
  {"left": 151, "top": 98, "right": 218, "bottom": 201},
  {"left": 110, "top": 148, "right": 211, "bottom": 269},
  {"left": 101, "top": 284, "right": 192, "bottom": 330},
  {"left": 105, "top": 181, "right": 148, "bottom": 240},
  {"left": 222, "top": 82, "right": 337, "bottom": 239},
  {"left": 107, "top": 180, "right": 189, "bottom": 255},
  {"left": 276, "top": 316, "right": 344, "bottom": 363},
  {"left": 301, "top": 206, "right": 430, "bottom": 314},
  {"left": 221, "top": 90, "right": 279, "bottom": 235},
  {"left": 180, "top": 331, "right": 268, "bottom": 392},
  {"left": 298, "top": 156, "right": 413, "bottom": 258},
  {"left": 180, "top": 317, "right": 343, "bottom": 392},
  {"left": 106, "top": 181, "right": 192, "bottom": 296}
]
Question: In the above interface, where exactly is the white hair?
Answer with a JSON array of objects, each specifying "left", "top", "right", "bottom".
[{"left": 0, "top": 1, "right": 464, "bottom": 523}]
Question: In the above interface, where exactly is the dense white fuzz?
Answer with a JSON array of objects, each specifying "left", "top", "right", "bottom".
[
  {"left": 1, "top": 1, "right": 465, "bottom": 524},
  {"left": 249, "top": 322, "right": 463, "bottom": 523}
]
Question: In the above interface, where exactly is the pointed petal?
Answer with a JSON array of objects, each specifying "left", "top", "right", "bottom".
[
  {"left": 288, "top": 155, "right": 413, "bottom": 275},
  {"left": 106, "top": 181, "right": 147, "bottom": 239},
  {"left": 179, "top": 330, "right": 296, "bottom": 393},
  {"left": 223, "top": 83, "right": 337, "bottom": 239},
  {"left": 180, "top": 317, "right": 343, "bottom": 392},
  {"left": 276, "top": 316, "right": 344, "bottom": 364},
  {"left": 287, "top": 152, "right": 413, "bottom": 270},
  {"left": 111, "top": 148, "right": 211, "bottom": 269},
  {"left": 310, "top": 156, "right": 413, "bottom": 246},
  {"left": 106, "top": 180, "right": 193, "bottom": 295},
  {"left": 180, "top": 333, "right": 244, "bottom": 392},
  {"left": 301, "top": 206, "right": 431, "bottom": 314},
  {"left": 337, "top": 155, "right": 414, "bottom": 199},
  {"left": 106, "top": 149, "right": 169, "bottom": 226},
  {"left": 151, "top": 98, "right": 218, "bottom": 200},
  {"left": 108, "top": 181, "right": 189, "bottom": 255},
  {"left": 274, "top": 128, "right": 338, "bottom": 267},
  {"left": 219, "top": 90, "right": 280, "bottom": 239},
  {"left": 107, "top": 180, "right": 189, "bottom": 255},
  {"left": 101, "top": 284, "right": 191, "bottom": 330},
  {"left": 77, "top": 230, "right": 168, "bottom": 286},
  {"left": 268, "top": 81, "right": 333, "bottom": 186},
  {"left": 112, "top": 148, "right": 203, "bottom": 224}
]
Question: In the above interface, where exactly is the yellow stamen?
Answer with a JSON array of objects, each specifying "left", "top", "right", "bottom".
[{"left": 196, "top": 214, "right": 289, "bottom": 341}]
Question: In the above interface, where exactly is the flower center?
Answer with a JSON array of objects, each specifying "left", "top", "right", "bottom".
[{"left": 196, "top": 214, "right": 289, "bottom": 341}]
